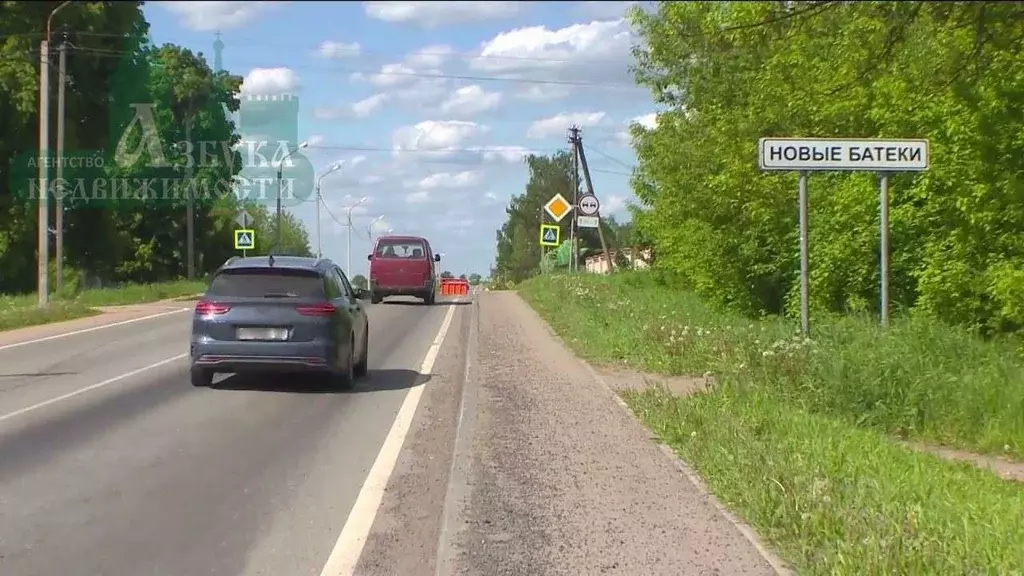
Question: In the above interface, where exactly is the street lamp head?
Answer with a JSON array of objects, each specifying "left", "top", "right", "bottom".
[
  {"left": 374, "top": 214, "right": 384, "bottom": 222},
  {"left": 298, "top": 141, "right": 309, "bottom": 149},
  {"left": 359, "top": 196, "right": 368, "bottom": 204}
]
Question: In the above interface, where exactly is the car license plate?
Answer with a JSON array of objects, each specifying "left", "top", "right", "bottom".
[{"left": 236, "top": 327, "right": 289, "bottom": 341}]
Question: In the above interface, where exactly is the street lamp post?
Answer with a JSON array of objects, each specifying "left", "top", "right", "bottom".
[
  {"left": 275, "top": 140, "right": 308, "bottom": 252},
  {"left": 366, "top": 220, "right": 391, "bottom": 279},
  {"left": 315, "top": 161, "right": 342, "bottom": 258},
  {"left": 345, "top": 197, "right": 369, "bottom": 277},
  {"left": 36, "top": 0, "right": 73, "bottom": 308}
]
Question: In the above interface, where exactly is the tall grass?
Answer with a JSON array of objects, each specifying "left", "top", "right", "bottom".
[{"left": 519, "top": 271, "right": 1024, "bottom": 457}]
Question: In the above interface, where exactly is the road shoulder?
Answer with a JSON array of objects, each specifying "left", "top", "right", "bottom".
[
  {"left": 448, "top": 291, "right": 781, "bottom": 576},
  {"left": 351, "top": 301, "right": 472, "bottom": 576},
  {"left": 0, "top": 302, "right": 189, "bottom": 348}
]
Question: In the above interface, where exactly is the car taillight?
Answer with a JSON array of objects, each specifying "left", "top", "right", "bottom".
[
  {"left": 195, "top": 300, "right": 231, "bottom": 315},
  {"left": 296, "top": 303, "right": 336, "bottom": 316}
]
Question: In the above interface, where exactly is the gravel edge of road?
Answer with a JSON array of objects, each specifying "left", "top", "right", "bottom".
[{"left": 516, "top": 290, "right": 795, "bottom": 576}]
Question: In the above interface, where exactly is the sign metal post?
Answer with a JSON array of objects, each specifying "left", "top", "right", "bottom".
[{"left": 757, "top": 137, "right": 930, "bottom": 334}]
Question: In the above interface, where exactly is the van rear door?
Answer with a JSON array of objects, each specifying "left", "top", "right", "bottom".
[{"left": 372, "top": 238, "right": 430, "bottom": 288}]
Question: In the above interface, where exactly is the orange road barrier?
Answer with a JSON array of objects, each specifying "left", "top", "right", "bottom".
[{"left": 439, "top": 278, "right": 470, "bottom": 296}]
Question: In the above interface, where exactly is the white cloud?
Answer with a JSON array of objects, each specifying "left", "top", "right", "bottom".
[
  {"left": 604, "top": 194, "right": 628, "bottom": 214},
  {"left": 632, "top": 112, "right": 658, "bottom": 129},
  {"left": 158, "top": 1, "right": 281, "bottom": 31},
  {"left": 240, "top": 67, "right": 300, "bottom": 95},
  {"left": 467, "top": 145, "right": 531, "bottom": 163},
  {"left": 392, "top": 120, "right": 487, "bottom": 152},
  {"left": 314, "top": 40, "right": 361, "bottom": 59},
  {"left": 513, "top": 85, "right": 573, "bottom": 102},
  {"left": 440, "top": 85, "right": 502, "bottom": 116},
  {"left": 363, "top": 1, "right": 526, "bottom": 27},
  {"left": 406, "top": 190, "right": 431, "bottom": 204},
  {"left": 469, "top": 19, "right": 634, "bottom": 87},
  {"left": 351, "top": 45, "right": 454, "bottom": 107},
  {"left": 314, "top": 93, "right": 389, "bottom": 120},
  {"left": 405, "top": 45, "right": 455, "bottom": 70},
  {"left": 615, "top": 112, "right": 659, "bottom": 144},
  {"left": 352, "top": 93, "right": 390, "bottom": 117},
  {"left": 527, "top": 111, "right": 607, "bottom": 139},
  {"left": 411, "top": 170, "right": 482, "bottom": 190}
]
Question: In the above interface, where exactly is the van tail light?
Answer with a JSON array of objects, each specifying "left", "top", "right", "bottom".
[
  {"left": 195, "top": 300, "right": 231, "bottom": 315},
  {"left": 296, "top": 303, "right": 336, "bottom": 316}
]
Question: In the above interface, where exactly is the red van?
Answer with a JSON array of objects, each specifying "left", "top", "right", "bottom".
[{"left": 367, "top": 235, "right": 440, "bottom": 305}]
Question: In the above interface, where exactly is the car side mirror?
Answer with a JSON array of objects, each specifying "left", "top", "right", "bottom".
[
  {"left": 434, "top": 254, "right": 441, "bottom": 262},
  {"left": 353, "top": 287, "right": 370, "bottom": 300},
  {"left": 366, "top": 254, "right": 373, "bottom": 261}
]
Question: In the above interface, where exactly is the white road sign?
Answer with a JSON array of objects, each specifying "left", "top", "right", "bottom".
[
  {"left": 578, "top": 194, "right": 600, "bottom": 216},
  {"left": 577, "top": 216, "right": 599, "bottom": 229},
  {"left": 235, "top": 209, "right": 252, "bottom": 228},
  {"left": 758, "top": 138, "right": 929, "bottom": 172}
]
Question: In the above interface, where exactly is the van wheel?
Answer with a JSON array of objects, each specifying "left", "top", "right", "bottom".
[
  {"left": 424, "top": 291, "right": 435, "bottom": 305},
  {"left": 371, "top": 291, "right": 383, "bottom": 304}
]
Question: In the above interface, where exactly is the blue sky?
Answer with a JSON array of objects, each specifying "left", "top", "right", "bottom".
[{"left": 145, "top": 1, "right": 657, "bottom": 277}]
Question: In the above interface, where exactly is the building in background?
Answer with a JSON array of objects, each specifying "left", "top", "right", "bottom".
[{"left": 214, "top": 32, "right": 313, "bottom": 211}]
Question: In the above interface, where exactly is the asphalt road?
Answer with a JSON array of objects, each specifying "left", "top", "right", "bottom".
[
  {"left": 0, "top": 297, "right": 463, "bottom": 576},
  {"left": 0, "top": 291, "right": 784, "bottom": 576}
]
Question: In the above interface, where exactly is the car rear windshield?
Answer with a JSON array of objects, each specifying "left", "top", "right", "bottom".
[
  {"left": 375, "top": 239, "right": 427, "bottom": 259},
  {"left": 207, "top": 268, "right": 325, "bottom": 298}
]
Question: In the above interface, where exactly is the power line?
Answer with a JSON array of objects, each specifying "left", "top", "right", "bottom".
[
  {"left": 64, "top": 45, "right": 635, "bottom": 89},
  {"left": 583, "top": 145, "right": 634, "bottom": 171}
]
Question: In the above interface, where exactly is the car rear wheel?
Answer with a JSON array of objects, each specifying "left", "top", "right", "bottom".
[
  {"left": 191, "top": 367, "right": 213, "bottom": 387},
  {"left": 332, "top": 337, "right": 357, "bottom": 390},
  {"left": 354, "top": 327, "right": 368, "bottom": 378}
]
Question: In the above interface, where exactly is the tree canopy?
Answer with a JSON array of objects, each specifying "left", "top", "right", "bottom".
[
  {"left": 492, "top": 151, "right": 639, "bottom": 283},
  {"left": 627, "top": 0, "right": 1024, "bottom": 333},
  {"left": 0, "top": 1, "right": 312, "bottom": 293}
]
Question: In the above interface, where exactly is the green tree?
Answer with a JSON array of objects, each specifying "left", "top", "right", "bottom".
[
  {"left": 441, "top": 270, "right": 453, "bottom": 278},
  {"left": 468, "top": 273, "right": 482, "bottom": 285},
  {"left": 493, "top": 151, "right": 585, "bottom": 283},
  {"left": 350, "top": 274, "right": 368, "bottom": 289},
  {"left": 629, "top": 1, "right": 1024, "bottom": 332}
]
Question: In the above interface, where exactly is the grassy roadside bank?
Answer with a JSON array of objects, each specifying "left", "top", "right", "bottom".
[
  {"left": 0, "top": 279, "right": 207, "bottom": 332},
  {"left": 517, "top": 272, "right": 1024, "bottom": 574}
]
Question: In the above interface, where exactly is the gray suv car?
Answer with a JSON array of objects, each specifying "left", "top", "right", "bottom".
[{"left": 189, "top": 255, "right": 370, "bottom": 389}]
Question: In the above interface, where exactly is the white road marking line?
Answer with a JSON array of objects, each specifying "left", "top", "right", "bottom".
[
  {"left": 319, "top": 303, "right": 458, "bottom": 576},
  {"left": 0, "top": 353, "right": 188, "bottom": 424},
  {"left": 0, "top": 307, "right": 191, "bottom": 352}
]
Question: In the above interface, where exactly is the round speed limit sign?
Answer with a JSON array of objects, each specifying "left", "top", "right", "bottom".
[{"left": 578, "top": 194, "right": 600, "bottom": 216}]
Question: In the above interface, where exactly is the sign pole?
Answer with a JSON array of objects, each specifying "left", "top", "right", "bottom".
[
  {"left": 879, "top": 172, "right": 891, "bottom": 327},
  {"left": 758, "top": 137, "right": 930, "bottom": 335},
  {"left": 798, "top": 171, "right": 810, "bottom": 337}
]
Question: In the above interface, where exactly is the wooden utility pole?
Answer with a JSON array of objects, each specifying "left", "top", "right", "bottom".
[
  {"left": 572, "top": 132, "right": 614, "bottom": 274},
  {"left": 568, "top": 126, "right": 580, "bottom": 272},
  {"left": 55, "top": 28, "right": 68, "bottom": 292}
]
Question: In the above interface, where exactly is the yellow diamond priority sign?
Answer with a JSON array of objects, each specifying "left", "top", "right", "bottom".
[{"left": 543, "top": 193, "right": 572, "bottom": 222}]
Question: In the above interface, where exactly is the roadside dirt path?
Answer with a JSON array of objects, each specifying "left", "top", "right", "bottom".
[{"left": 447, "top": 291, "right": 782, "bottom": 575}]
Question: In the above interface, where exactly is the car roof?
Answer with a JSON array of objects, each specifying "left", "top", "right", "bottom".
[
  {"left": 218, "top": 255, "right": 333, "bottom": 273},
  {"left": 376, "top": 235, "right": 428, "bottom": 243}
]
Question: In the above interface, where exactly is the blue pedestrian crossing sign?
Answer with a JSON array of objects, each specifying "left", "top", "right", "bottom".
[
  {"left": 234, "top": 229, "right": 256, "bottom": 250},
  {"left": 539, "top": 224, "right": 560, "bottom": 247}
]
